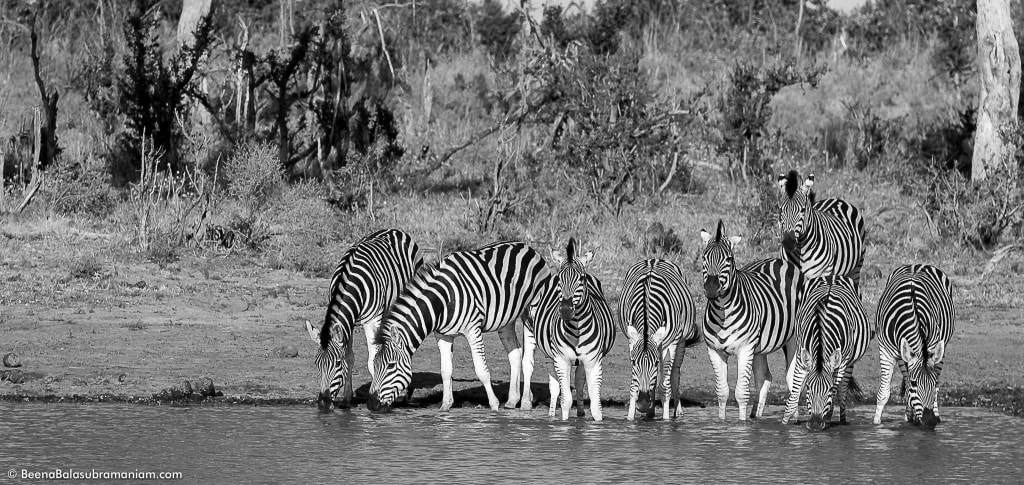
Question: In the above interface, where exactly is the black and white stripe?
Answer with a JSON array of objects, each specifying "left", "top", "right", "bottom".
[
  {"left": 305, "top": 228, "right": 423, "bottom": 410},
  {"left": 781, "top": 275, "right": 872, "bottom": 430},
  {"left": 873, "top": 264, "right": 955, "bottom": 428},
  {"left": 619, "top": 259, "right": 699, "bottom": 420},
  {"left": 368, "top": 241, "right": 551, "bottom": 413},
  {"left": 701, "top": 220, "right": 804, "bottom": 420},
  {"left": 523, "top": 238, "right": 616, "bottom": 421},
  {"left": 777, "top": 170, "right": 866, "bottom": 289}
]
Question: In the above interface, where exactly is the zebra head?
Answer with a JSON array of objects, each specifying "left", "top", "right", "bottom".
[
  {"left": 550, "top": 238, "right": 595, "bottom": 322},
  {"left": 626, "top": 325, "right": 669, "bottom": 419},
  {"left": 368, "top": 325, "right": 413, "bottom": 413},
  {"left": 900, "top": 338, "right": 945, "bottom": 429},
  {"left": 802, "top": 348, "right": 844, "bottom": 431},
  {"left": 777, "top": 170, "right": 815, "bottom": 254},
  {"left": 700, "top": 220, "right": 742, "bottom": 299},
  {"left": 305, "top": 320, "right": 348, "bottom": 413}
]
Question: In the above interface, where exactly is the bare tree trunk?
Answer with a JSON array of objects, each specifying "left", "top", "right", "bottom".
[
  {"left": 793, "top": 0, "right": 804, "bottom": 60},
  {"left": 973, "top": 0, "right": 1021, "bottom": 181},
  {"left": 30, "top": 18, "right": 59, "bottom": 170},
  {"left": 178, "top": 0, "right": 213, "bottom": 48}
]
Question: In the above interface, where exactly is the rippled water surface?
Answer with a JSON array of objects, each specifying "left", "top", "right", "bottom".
[{"left": 1, "top": 404, "right": 1020, "bottom": 483}]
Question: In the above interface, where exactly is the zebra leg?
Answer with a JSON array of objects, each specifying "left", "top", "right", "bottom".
[
  {"left": 707, "top": 347, "right": 730, "bottom": 420},
  {"left": 547, "top": 370, "right": 559, "bottom": 418},
  {"left": 464, "top": 327, "right": 501, "bottom": 411},
  {"left": 752, "top": 353, "right": 773, "bottom": 419},
  {"left": 873, "top": 352, "right": 896, "bottom": 425},
  {"left": 838, "top": 366, "right": 854, "bottom": 424},
  {"left": 341, "top": 340, "right": 355, "bottom": 407},
  {"left": 783, "top": 338, "right": 798, "bottom": 393},
  {"left": 585, "top": 359, "right": 604, "bottom": 421},
  {"left": 554, "top": 358, "right": 573, "bottom": 420},
  {"left": 363, "top": 320, "right": 379, "bottom": 378},
  {"left": 735, "top": 346, "right": 755, "bottom": 421},
  {"left": 627, "top": 387, "right": 639, "bottom": 421},
  {"left": 661, "top": 343, "right": 678, "bottom": 420},
  {"left": 437, "top": 334, "right": 456, "bottom": 411},
  {"left": 497, "top": 323, "right": 523, "bottom": 409},
  {"left": 574, "top": 362, "right": 586, "bottom": 418},
  {"left": 521, "top": 324, "right": 537, "bottom": 411},
  {"left": 781, "top": 358, "right": 806, "bottom": 425}
]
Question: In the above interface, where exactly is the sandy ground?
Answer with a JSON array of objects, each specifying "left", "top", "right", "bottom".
[{"left": 2, "top": 247, "right": 1023, "bottom": 417}]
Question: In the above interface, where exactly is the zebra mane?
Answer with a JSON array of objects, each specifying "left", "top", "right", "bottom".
[
  {"left": 714, "top": 219, "right": 724, "bottom": 242},
  {"left": 808, "top": 189, "right": 816, "bottom": 204},
  {"left": 784, "top": 170, "right": 800, "bottom": 197},
  {"left": 566, "top": 237, "right": 576, "bottom": 261},
  {"left": 373, "top": 319, "right": 390, "bottom": 346},
  {"left": 319, "top": 321, "right": 333, "bottom": 350}
]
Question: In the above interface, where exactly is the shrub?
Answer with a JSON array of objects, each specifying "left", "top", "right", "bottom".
[
  {"left": 223, "top": 142, "right": 284, "bottom": 214},
  {"left": 42, "top": 156, "right": 117, "bottom": 218},
  {"left": 475, "top": 0, "right": 521, "bottom": 62}
]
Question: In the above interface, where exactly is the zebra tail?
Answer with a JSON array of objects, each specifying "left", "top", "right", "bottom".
[{"left": 846, "top": 375, "right": 865, "bottom": 403}]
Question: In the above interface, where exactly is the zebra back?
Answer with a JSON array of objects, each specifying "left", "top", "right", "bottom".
[
  {"left": 376, "top": 240, "right": 552, "bottom": 358},
  {"left": 777, "top": 170, "right": 866, "bottom": 287},
  {"left": 701, "top": 220, "right": 804, "bottom": 355},
  {"left": 320, "top": 228, "right": 423, "bottom": 350},
  {"left": 795, "top": 275, "right": 871, "bottom": 373},
  {"left": 619, "top": 259, "right": 698, "bottom": 351},
  {"left": 876, "top": 264, "right": 955, "bottom": 361},
  {"left": 530, "top": 238, "right": 616, "bottom": 361}
]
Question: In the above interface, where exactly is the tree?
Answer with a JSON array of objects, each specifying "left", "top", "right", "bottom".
[{"left": 972, "top": 0, "right": 1021, "bottom": 181}]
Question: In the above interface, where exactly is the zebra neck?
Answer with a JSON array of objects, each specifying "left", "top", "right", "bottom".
[{"left": 325, "top": 289, "right": 362, "bottom": 331}]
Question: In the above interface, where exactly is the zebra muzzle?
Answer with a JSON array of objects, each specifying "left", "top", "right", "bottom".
[
  {"left": 559, "top": 299, "right": 574, "bottom": 322},
  {"left": 806, "top": 414, "right": 828, "bottom": 432},
  {"left": 781, "top": 231, "right": 798, "bottom": 253},
  {"left": 316, "top": 391, "right": 334, "bottom": 413}
]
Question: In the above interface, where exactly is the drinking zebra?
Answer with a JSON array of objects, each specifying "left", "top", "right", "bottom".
[
  {"left": 874, "top": 264, "right": 955, "bottom": 429},
  {"left": 523, "top": 238, "right": 616, "bottom": 421},
  {"left": 700, "top": 220, "right": 803, "bottom": 420},
  {"left": 619, "top": 259, "right": 700, "bottom": 420},
  {"left": 781, "top": 275, "right": 872, "bottom": 430},
  {"left": 367, "top": 241, "right": 551, "bottom": 413},
  {"left": 304, "top": 228, "right": 423, "bottom": 411},
  {"left": 777, "top": 170, "right": 866, "bottom": 289}
]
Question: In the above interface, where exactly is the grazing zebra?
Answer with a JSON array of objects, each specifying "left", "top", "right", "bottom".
[
  {"left": 367, "top": 241, "right": 551, "bottom": 413},
  {"left": 700, "top": 220, "right": 803, "bottom": 420},
  {"left": 523, "top": 238, "right": 616, "bottom": 421},
  {"left": 619, "top": 259, "right": 700, "bottom": 420},
  {"left": 304, "top": 228, "right": 423, "bottom": 411},
  {"left": 777, "top": 170, "right": 866, "bottom": 289},
  {"left": 874, "top": 264, "right": 955, "bottom": 429},
  {"left": 781, "top": 275, "right": 872, "bottom": 430}
]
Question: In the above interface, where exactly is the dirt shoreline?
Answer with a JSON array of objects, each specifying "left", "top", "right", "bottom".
[
  {"left": 2, "top": 237, "right": 1023, "bottom": 421},
  {"left": 2, "top": 381, "right": 1022, "bottom": 418}
]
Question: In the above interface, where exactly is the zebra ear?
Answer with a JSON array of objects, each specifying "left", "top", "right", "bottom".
[
  {"left": 652, "top": 326, "right": 670, "bottom": 345},
  {"left": 899, "top": 338, "right": 918, "bottom": 365},
  {"left": 927, "top": 340, "right": 945, "bottom": 367},
  {"left": 799, "top": 348, "right": 813, "bottom": 367},
  {"left": 826, "top": 350, "right": 843, "bottom": 372},
  {"left": 550, "top": 247, "right": 565, "bottom": 266},
  {"left": 803, "top": 174, "right": 815, "bottom": 194},
  {"left": 626, "top": 326, "right": 640, "bottom": 342},
  {"left": 777, "top": 173, "right": 788, "bottom": 191},
  {"left": 700, "top": 229, "right": 713, "bottom": 245},
  {"left": 727, "top": 235, "right": 742, "bottom": 246},
  {"left": 580, "top": 248, "right": 596, "bottom": 266},
  {"left": 305, "top": 320, "right": 320, "bottom": 344}
]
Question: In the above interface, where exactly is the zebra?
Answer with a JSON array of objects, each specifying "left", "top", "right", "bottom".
[
  {"left": 700, "top": 219, "right": 804, "bottom": 420},
  {"left": 367, "top": 241, "right": 551, "bottom": 413},
  {"left": 873, "top": 264, "right": 955, "bottom": 429},
  {"left": 619, "top": 259, "right": 700, "bottom": 420},
  {"left": 777, "top": 170, "right": 866, "bottom": 289},
  {"left": 304, "top": 228, "right": 423, "bottom": 411},
  {"left": 522, "top": 238, "right": 616, "bottom": 421},
  {"left": 781, "top": 275, "right": 872, "bottom": 430}
]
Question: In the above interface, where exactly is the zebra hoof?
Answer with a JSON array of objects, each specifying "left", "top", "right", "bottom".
[
  {"left": 521, "top": 401, "right": 533, "bottom": 411},
  {"left": 439, "top": 401, "right": 454, "bottom": 411}
]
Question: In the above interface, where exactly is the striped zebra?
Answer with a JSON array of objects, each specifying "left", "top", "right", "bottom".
[
  {"left": 367, "top": 241, "right": 551, "bottom": 413},
  {"left": 777, "top": 170, "right": 866, "bottom": 289},
  {"left": 874, "top": 264, "right": 955, "bottom": 429},
  {"left": 619, "top": 259, "right": 700, "bottom": 420},
  {"left": 781, "top": 275, "right": 872, "bottom": 430},
  {"left": 701, "top": 220, "right": 804, "bottom": 420},
  {"left": 522, "top": 238, "right": 616, "bottom": 421},
  {"left": 304, "top": 229, "right": 423, "bottom": 411}
]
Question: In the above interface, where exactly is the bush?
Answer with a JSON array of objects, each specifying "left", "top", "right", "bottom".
[
  {"left": 475, "top": 0, "right": 521, "bottom": 62},
  {"left": 223, "top": 142, "right": 284, "bottom": 214},
  {"left": 42, "top": 156, "right": 117, "bottom": 218}
]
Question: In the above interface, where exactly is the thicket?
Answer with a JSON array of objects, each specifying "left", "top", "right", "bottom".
[{"left": 2, "top": 0, "right": 1022, "bottom": 256}]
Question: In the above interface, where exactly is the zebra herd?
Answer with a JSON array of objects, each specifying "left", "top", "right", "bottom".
[{"left": 305, "top": 170, "right": 956, "bottom": 430}]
